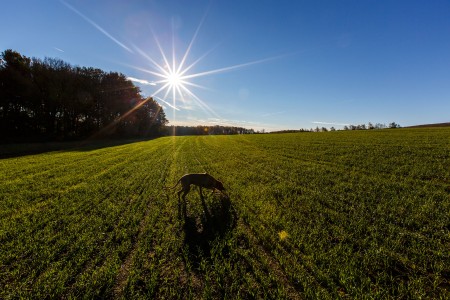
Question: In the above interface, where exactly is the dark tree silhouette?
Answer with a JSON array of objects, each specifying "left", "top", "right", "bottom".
[
  {"left": 0, "top": 49, "right": 167, "bottom": 142},
  {"left": 389, "top": 122, "right": 401, "bottom": 129}
]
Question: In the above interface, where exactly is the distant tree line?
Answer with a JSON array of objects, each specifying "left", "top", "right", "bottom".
[
  {"left": 0, "top": 49, "right": 167, "bottom": 142},
  {"left": 343, "top": 122, "right": 400, "bottom": 131},
  {"left": 269, "top": 129, "right": 311, "bottom": 134},
  {"left": 271, "top": 122, "right": 401, "bottom": 134},
  {"left": 166, "top": 125, "right": 255, "bottom": 136}
]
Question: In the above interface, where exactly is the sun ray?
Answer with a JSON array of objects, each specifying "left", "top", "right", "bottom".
[
  {"left": 122, "top": 62, "right": 167, "bottom": 79},
  {"left": 172, "top": 19, "right": 176, "bottom": 74},
  {"left": 178, "top": 43, "right": 221, "bottom": 77},
  {"left": 151, "top": 82, "right": 171, "bottom": 98},
  {"left": 60, "top": 0, "right": 133, "bottom": 53},
  {"left": 172, "top": 85, "right": 176, "bottom": 108},
  {"left": 151, "top": 28, "right": 172, "bottom": 75},
  {"left": 130, "top": 12, "right": 285, "bottom": 122},
  {"left": 182, "top": 55, "right": 285, "bottom": 80},
  {"left": 133, "top": 40, "right": 283, "bottom": 123},
  {"left": 179, "top": 80, "right": 209, "bottom": 91},
  {"left": 177, "top": 5, "right": 210, "bottom": 74},
  {"left": 132, "top": 46, "right": 168, "bottom": 76},
  {"left": 175, "top": 85, "right": 186, "bottom": 104},
  {"left": 154, "top": 96, "right": 180, "bottom": 111},
  {"left": 162, "top": 83, "right": 172, "bottom": 101},
  {"left": 88, "top": 96, "right": 154, "bottom": 139},
  {"left": 179, "top": 84, "right": 219, "bottom": 117}
]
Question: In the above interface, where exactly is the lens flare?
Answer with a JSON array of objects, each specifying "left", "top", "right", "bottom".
[
  {"left": 62, "top": 0, "right": 285, "bottom": 120},
  {"left": 131, "top": 30, "right": 285, "bottom": 119}
]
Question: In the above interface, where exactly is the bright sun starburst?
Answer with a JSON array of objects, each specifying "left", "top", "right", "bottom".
[
  {"left": 129, "top": 17, "right": 281, "bottom": 118},
  {"left": 129, "top": 22, "right": 219, "bottom": 116},
  {"left": 62, "top": 0, "right": 284, "bottom": 123},
  {"left": 167, "top": 71, "right": 182, "bottom": 87}
]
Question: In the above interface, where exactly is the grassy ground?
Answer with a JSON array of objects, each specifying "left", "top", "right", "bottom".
[{"left": 1, "top": 128, "right": 449, "bottom": 299}]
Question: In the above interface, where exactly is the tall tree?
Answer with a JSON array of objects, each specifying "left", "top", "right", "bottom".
[{"left": 0, "top": 50, "right": 34, "bottom": 137}]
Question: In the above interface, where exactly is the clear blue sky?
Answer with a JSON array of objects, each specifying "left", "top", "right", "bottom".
[{"left": 2, "top": 0, "right": 449, "bottom": 131}]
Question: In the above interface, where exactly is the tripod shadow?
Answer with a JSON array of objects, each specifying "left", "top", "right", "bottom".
[{"left": 182, "top": 192, "right": 237, "bottom": 266}]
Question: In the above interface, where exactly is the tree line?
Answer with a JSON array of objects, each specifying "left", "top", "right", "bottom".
[
  {"left": 271, "top": 122, "right": 401, "bottom": 134},
  {"left": 314, "top": 122, "right": 400, "bottom": 132},
  {"left": 0, "top": 49, "right": 167, "bottom": 142},
  {"left": 342, "top": 122, "right": 400, "bottom": 131}
]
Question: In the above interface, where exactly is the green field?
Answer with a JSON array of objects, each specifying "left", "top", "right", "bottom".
[{"left": 1, "top": 128, "right": 449, "bottom": 299}]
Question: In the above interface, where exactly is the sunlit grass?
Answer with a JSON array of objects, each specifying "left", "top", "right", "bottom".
[
  {"left": 278, "top": 230, "right": 289, "bottom": 241},
  {"left": 1, "top": 128, "right": 449, "bottom": 298}
]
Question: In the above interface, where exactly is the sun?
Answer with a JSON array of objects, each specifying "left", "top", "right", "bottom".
[
  {"left": 128, "top": 18, "right": 281, "bottom": 116},
  {"left": 130, "top": 30, "right": 220, "bottom": 116},
  {"left": 166, "top": 70, "right": 182, "bottom": 88},
  {"left": 61, "top": 0, "right": 283, "bottom": 127}
]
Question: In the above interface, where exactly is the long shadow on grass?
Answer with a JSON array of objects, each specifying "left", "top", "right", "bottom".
[
  {"left": 182, "top": 194, "right": 237, "bottom": 267},
  {"left": 0, "top": 137, "right": 159, "bottom": 159}
]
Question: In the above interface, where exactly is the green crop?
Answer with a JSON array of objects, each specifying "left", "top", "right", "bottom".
[{"left": 1, "top": 128, "right": 449, "bottom": 299}]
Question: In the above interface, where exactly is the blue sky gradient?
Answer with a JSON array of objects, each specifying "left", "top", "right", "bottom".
[{"left": 1, "top": 0, "right": 449, "bottom": 130}]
